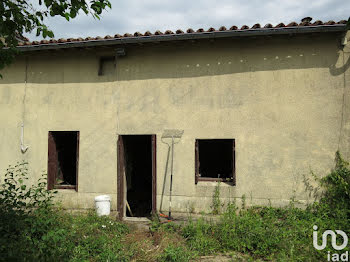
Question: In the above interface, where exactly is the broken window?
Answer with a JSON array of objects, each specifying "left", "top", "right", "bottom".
[
  {"left": 48, "top": 131, "right": 79, "bottom": 190},
  {"left": 195, "top": 139, "right": 235, "bottom": 184}
]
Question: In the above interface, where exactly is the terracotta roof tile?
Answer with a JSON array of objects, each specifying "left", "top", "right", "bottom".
[
  {"left": 325, "top": 20, "right": 336, "bottom": 25},
  {"left": 299, "top": 21, "right": 311, "bottom": 26},
  {"left": 275, "top": 23, "right": 285, "bottom": 28},
  {"left": 20, "top": 18, "right": 347, "bottom": 47},
  {"left": 286, "top": 22, "right": 298, "bottom": 27},
  {"left": 312, "top": 20, "right": 323, "bottom": 26}
]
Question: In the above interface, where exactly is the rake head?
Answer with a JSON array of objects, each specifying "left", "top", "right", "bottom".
[{"left": 161, "top": 129, "right": 184, "bottom": 139}]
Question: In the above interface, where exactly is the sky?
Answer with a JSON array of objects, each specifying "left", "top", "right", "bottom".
[{"left": 26, "top": 0, "right": 349, "bottom": 40}]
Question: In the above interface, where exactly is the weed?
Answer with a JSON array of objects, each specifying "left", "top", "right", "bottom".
[
  {"left": 182, "top": 218, "right": 220, "bottom": 255},
  {"left": 318, "top": 151, "right": 350, "bottom": 218},
  {"left": 158, "top": 245, "right": 192, "bottom": 262},
  {"left": 186, "top": 201, "right": 195, "bottom": 214},
  {"left": 241, "top": 194, "right": 246, "bottom": 210},
  {"left": 211, "top": 182, "right": 222, "bottom": 215}
]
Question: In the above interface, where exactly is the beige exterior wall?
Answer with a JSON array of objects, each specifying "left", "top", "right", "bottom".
[{"left": 0, "top": 32, "right": 349, "bottom": 214}]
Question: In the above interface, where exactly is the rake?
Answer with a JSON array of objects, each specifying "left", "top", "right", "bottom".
[{"left": 160, "top": 129, "right": 184, "bottom": 220}]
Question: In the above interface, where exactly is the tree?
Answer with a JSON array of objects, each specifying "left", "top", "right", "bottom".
[{"left": 0, "top": 0, "right": 111, "bottom": 77}]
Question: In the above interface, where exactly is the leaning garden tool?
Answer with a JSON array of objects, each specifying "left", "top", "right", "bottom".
[{"left": 160, "top": 129, "right": 184, "bottom": 219}]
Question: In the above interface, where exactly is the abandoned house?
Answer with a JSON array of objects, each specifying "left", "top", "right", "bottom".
[{"left": 0, "top": 18, "right": 349, "bottom": 219}]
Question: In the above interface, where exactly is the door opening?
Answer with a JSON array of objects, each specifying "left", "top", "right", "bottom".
[{"left": 118, "top": 135, "right": 156, "bottom": 218}]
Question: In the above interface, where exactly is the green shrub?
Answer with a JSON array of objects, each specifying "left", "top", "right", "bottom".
[
  {"left": 317, "top": 151, "right": 350, "bottom": 219},
  {"left": 0, "top": 161, "right": 56, "bottom": 212},
  {"left": 0, "top": 162, "right": 132, "bottom": 261},
  {"left": 0, "top": 162, "right": 58, "bottom": 260}
]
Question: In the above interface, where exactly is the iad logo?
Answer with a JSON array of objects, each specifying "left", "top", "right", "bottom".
[{"left": 313, "top": 225, "right": 349, "bottom": 261}]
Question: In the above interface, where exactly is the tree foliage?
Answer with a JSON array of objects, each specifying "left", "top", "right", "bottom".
[{"left": 0, "top": 0, "right": 111, "bottom": 77}]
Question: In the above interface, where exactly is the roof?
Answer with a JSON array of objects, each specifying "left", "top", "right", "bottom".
[{"left": 18, "top": 18, "right": 348, "bottom": 51}]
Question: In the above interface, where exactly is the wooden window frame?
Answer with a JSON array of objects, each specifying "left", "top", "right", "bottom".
[
  {"left": 47, "top": 131, "right": 79, "bottom": 191},
  {"left": 195, "top": 139, "right": 236, "bottom": 185}
]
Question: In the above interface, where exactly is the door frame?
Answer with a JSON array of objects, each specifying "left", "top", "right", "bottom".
[{"left": 117, "top": 134, "right": 157, "bottom": 219}]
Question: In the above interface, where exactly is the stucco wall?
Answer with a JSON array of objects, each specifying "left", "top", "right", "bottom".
[{"left": 0, "top": 32, "right": 349, "bottom": 214}]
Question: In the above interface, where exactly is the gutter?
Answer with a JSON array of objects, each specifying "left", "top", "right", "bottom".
[{"left": 18, "top": 25, "right": 346, "bottom": 52}]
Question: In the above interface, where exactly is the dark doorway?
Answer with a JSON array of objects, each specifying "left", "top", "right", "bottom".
[{"left": 117, "top": 135, "right": 156, "bottom": 218}]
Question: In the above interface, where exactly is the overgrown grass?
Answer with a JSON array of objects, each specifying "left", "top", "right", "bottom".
[
  {"left": 151, "top": 151, "right": 350, "bottom": 261},
  {"left": 1, "top": 206, "right": 131, "bottom": 261},
  {"left": 1, "top": 151, "right": 350, "bottom": 261},
  {"left": 0, "top": 162, "right": 132, "bottom": 261}
]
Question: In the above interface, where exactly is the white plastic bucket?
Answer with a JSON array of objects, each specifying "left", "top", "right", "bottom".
[{"left": 95, "top": 195, "right": 111, "bottom": 216}]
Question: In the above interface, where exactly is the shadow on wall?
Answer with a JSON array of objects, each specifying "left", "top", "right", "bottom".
[
  {"left": 0, "top": 32, "right": 347, "bottom": 84},
  {"left": 329, "top": 47, "right": 350, "bottom": 76}
]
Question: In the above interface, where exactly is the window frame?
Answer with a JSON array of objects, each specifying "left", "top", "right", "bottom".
[
  {"left": 47, "top": 131, "right": 80, "bottom": 191},
  {"left": 195, "top": 139, "right": 236, "bottom": 185}
]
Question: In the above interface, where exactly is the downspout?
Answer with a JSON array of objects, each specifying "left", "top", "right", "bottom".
[{"left": 21, "top": 57, "right": 29, "bottom": 153}]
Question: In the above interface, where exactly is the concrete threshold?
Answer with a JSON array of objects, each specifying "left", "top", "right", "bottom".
[{"left": 123, "top": 217, "right": 152, "bottom": 222}]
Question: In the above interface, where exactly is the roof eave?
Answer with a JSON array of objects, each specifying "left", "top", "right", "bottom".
[{"left": 17, "top": 25, "right": 347, "bottom": 52}]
